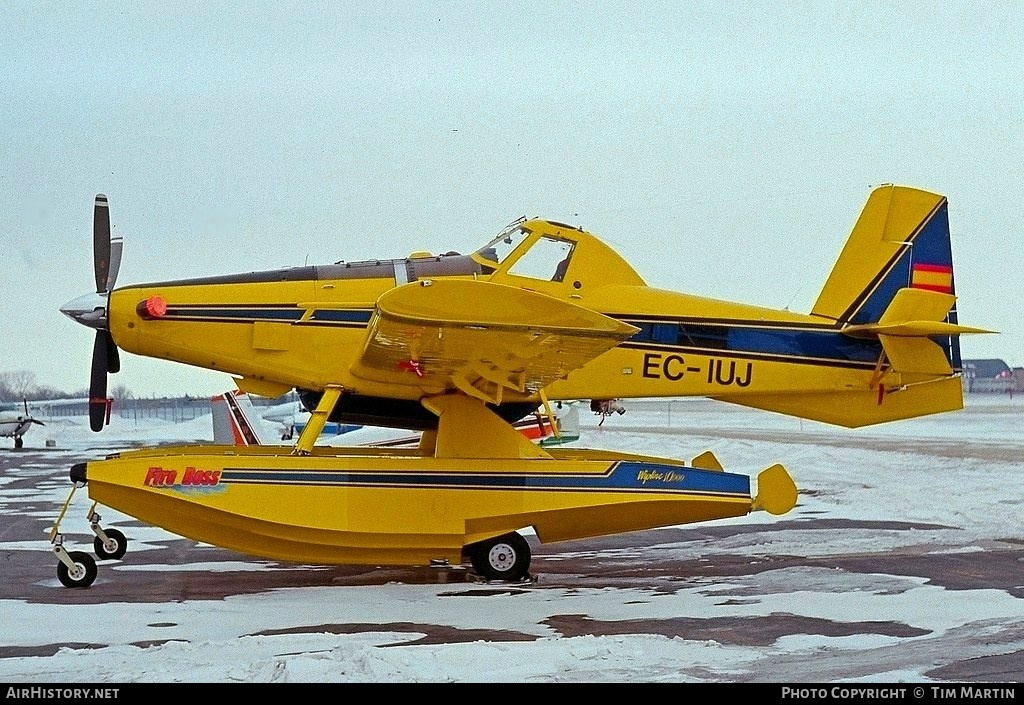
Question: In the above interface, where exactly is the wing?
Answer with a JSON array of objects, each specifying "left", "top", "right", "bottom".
[{"left": 350, "top": 279, "right": 639, "bottom": 404}]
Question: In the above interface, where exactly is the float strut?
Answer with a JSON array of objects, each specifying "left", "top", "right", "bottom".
[
  {"left": 293, "top": 385, "right": 343, "bottom": 455},
  {"left": 539, "top": 389, "right": 561, "bottom": 439}
]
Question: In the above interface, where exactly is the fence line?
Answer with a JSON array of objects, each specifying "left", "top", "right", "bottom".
[{"left": 38, "top": 393, "right": 299, "bottom": 424}]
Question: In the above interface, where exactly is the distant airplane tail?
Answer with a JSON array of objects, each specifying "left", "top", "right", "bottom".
[
  {"left": 211, "top": 390, "right": 275, "bottom": 445},
  {"left": 720, "top": 185, "right": 993, "bottom": 427}
]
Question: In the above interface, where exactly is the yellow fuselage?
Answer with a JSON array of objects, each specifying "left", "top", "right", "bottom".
[{"left": 107, "top": 217, "right": 960, "bottom": 428}]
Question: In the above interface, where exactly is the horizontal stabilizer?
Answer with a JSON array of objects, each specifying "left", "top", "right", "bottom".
[
  {"left": 864, "top": 322, "right": 995, "bottom": 337},
  {"left": 842, "top": 288, "right": 995, "bottom": 376},
  {"left": 843, "top": 288, "right": 994, "bottom": 338},
  {"left": 880, "top": 287, "right": 955, "bottom": 326}
]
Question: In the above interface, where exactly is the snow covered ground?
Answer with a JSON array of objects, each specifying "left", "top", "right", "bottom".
[{"left": 0, "top": 395, "right": 1022, "bottom": 683}]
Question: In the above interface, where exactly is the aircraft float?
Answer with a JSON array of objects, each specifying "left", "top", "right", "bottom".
[{"left": 52, "top": 185, "right": 990, "bottom": 588}]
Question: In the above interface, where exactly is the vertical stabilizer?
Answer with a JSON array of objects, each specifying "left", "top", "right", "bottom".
[
  {"left": 811, "top": 184, "right": 962, "bottom": 371},
  {"left": 211, "top": 390, "right": 274, "bottom": 445},
  {"left": 717, "top": 184, "right": 992, "bottom": 427}
]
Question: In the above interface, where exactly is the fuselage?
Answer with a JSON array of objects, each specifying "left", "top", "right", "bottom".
[
  {"left": 104, "top": 216, "right": 958, "bottom": 429},
  {"left": 0, "top": 417, "right": 33, "bottom": 439}
]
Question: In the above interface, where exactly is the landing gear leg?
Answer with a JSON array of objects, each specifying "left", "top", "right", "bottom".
[
  {"left": 293, "top": 385, "right": 343, "bottom": 456},
  {"left": 88, "top": 505, "right": 127, "bottom": 560},
  {"left": 49, "top": 482, "right": 98, "bottom": 588}
]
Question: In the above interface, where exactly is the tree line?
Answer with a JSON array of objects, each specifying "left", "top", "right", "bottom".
[{"left": 0, "top": 370, "right": 133, "bottom": 403}]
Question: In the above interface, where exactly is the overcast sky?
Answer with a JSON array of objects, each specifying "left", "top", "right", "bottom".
[{"left": 2, "top": 2, "right": 1021, "bottom": 397}]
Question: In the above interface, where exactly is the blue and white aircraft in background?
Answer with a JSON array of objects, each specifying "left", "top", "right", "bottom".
[{"left": 0, "top": 400, "right": 45, "bottom": 449}]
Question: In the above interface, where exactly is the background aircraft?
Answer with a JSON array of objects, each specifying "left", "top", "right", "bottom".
[
  {"left": 0, "top": 399, "right": 44, "bottom": 449},
  {"left": 257, "top": 397, "right": 363, "bottom": 440},
  {"left": 211, "top": 389, "right": 580, "bottom": 448}
]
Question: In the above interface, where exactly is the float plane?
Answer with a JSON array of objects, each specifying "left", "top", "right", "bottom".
[{"left": 51, "top": 186, "right": 991, "bottom": 587}]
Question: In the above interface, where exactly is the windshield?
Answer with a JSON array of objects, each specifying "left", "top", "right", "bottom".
[{"left": 475, "top": 223, "right": 532, "bottom": 265}]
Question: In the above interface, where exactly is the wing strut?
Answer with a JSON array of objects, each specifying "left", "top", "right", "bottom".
[{"left": 538, "top": 389, "right": 561, "bottom": 440}]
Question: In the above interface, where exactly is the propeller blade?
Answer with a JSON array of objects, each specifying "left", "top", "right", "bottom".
[
  {"left": 31, "top": 419, "right": 45, "bottom": 426},
  {"left": 103, "top": 329, "right": 121, "bottom": 373},
  {"left": 93, "top": 194, "right": 111, "bottom": 294},
  {"left": 106, "top": 233, "right": 123, "bottom": 293},
  {"left": 89, "top": 331, "right": 109, "bottom": 432}
]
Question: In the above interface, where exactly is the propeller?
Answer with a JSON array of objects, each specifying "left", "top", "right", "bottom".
[
  {"left": 60, "top": 194, "right": 122, "bottom": 432},
  {"left": 89, "top": 195, "right": 121, "bottom": 430},
  {"left": 22, "top": 399, "right": 44, "bottom": 426}
]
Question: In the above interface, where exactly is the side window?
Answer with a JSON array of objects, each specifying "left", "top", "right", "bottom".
[
  {"left": 652, "top": 323, "right": 678, "bottom": 344},
  {"left": 508, "top": 236, "right": 575, "bottom": 282}
]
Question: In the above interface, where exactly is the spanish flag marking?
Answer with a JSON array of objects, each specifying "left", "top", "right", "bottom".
[{"left": 911, "top": 263, "right": 953, "bottom": 294}]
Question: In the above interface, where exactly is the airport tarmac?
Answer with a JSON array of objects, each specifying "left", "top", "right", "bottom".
[{"left": 0, "top": 398, "right": 1022, "bottom": 683}]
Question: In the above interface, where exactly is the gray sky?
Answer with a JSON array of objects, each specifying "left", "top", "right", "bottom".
[{"left": 3, "top": 1, "right": 1021, "bottom": 398}]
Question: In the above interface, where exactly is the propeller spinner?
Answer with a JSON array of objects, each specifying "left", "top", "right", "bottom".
[{"left": 60, "top": 194, "right": 122, "bottom": 431}]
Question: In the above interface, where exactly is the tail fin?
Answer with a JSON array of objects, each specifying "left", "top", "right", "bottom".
[
  {"left": 812, "top": 186, "right": 955, "bottom": 324},
  {"left": 211, "top": 390, "right": 274, "bottom": 445},
  {"left": 812, "top": 184, "right": 991, "bottom": 375},
  {"left": 721, "top": 184, "right": 993, "bottom": 427}
]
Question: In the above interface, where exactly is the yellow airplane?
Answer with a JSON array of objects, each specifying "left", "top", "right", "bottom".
[{"left": 52, "top": 185, "right": 989, "bottom": 588}]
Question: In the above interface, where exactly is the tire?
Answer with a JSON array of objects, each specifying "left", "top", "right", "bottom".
[
  {"left": 468, "top": 532, "right": 531, "bottom": 582},
  {"left": 94, "top": 528, "right": 128, "bottom": 560},
  {"left": 14, "top": 437, "right": 22, "bottom": 449},
  {"left": 57, "top": 551, "right": 97, "bottom": 588}
]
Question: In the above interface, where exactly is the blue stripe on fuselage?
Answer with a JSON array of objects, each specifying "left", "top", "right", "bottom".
[
  {"left": 160, "top": 307, "right": 374, "bottom": 325},
  {"left": 220, "top": 461, "right": 751, "bottom": 496},
  {"left": 309, "top": 309, "right": 374, "bottom": 323},
  {"left": 620, "top": 320, "right": 882, "bottom": 366},
  {"left": 165, "top": 307, "right": 304, "bottom": 321},
  {"left": 161, "top": 304, "right": 884, "bottom": 368}
]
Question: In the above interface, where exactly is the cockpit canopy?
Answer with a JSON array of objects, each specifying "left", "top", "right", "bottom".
[
  {"left": 472, "top": 218, "right": 646, "bottom": 289},
  {"left": 475, "top": 221, "right": 576, "bottom": 283}
]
